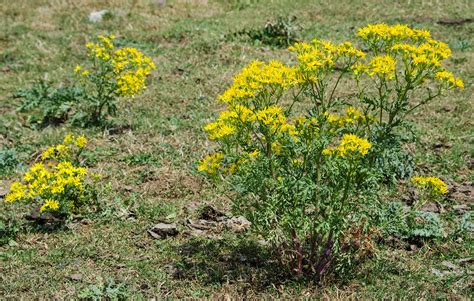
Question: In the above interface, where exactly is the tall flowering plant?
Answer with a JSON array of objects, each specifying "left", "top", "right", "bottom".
[
  {"left": 74, "top": 35, "right": 156, "bottom": 124},
  {"left": 199, "top": 24, "right": 463, "bottom": 278}
]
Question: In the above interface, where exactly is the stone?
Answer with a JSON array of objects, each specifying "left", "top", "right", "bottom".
[
  {"left": 420, "top": 202, "right": 439, "bottom": 213},
  {"left": 89, "top": 10, "right": 110, "bottom": 23},
  {"left": 186, "top": 219, "right": 217, "bottom": 230},
  {"left": 198, "top": 205, "right": 226, "bottom": 221},
  {"left": 226, "top": 216, "right": 251, "bottom": 232},
  {"left": 148, "top": 223, "right": 178, "bottom": 239}
]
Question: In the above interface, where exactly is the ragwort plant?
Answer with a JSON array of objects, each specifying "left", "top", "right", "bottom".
[
  {"left": 4, "top": 134, "right": 98, "bottom": 222},
  {"left": 74, "top": 35, "right": 156, "bottom": 125},
  {"left": 199, "top": 23, "right": 463, "bottom": 279},
  {"left": 16, "top": 35, "right": 156, "bottom": 127}
]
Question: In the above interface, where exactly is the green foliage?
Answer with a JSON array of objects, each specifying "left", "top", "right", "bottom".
[
  {"left": 456, "top": 212, "right": 473, "bottom": 237},
  {"left": 121, "top": 152, "right": 161, "bottom": 166},
  {"left": 229, "top": 16, "right": 299, "bottom": 48},
  {"left": 0, "top": 218, "right": 21, "bottom": 246},
  {"left": 15, "top": 80, "right": 83, "bottom": 128},
  {"left": 78, "top": 278, "right": 130, "bottom": 300},
  {"left": 0, "top": 147, "right": 20, "bottom": 176},
  {"left": 373, "top": 201, "right": 445, "bottom": 240},
  {"left": 408, "top": 211, "right": 444, "bottom": 239}
]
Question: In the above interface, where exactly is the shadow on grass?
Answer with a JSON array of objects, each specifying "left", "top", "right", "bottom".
[{"left": 173, "top": 236, "right": 316, "bottom": 291}]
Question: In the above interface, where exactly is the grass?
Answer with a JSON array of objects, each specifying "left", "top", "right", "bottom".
[{"left": 0, "top": 0, "right": 473, "bottom": 298}]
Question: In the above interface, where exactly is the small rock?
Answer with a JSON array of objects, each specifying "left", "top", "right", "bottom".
[
  {"left": 148, "top": 223, "right": 178, "bottom": 239},
  {"left": 226, "top": 216, "right": 251, "bottom": 232},
  {"left": 68, "top": 274, "right": 83, "bottom": 281},
  {"left": 123, "top": 185, "right": 134, "bottom": 192},
  {"left": 81, "top": 218, "right": 92, "bottom": 225},
  {"left": 163, "top": 263, "right": 178, "bottom": 275},
  {"left": 186, "top": 219, "right": 217, "bottom": 230},
  {"left": 89, "top": 10, "right": 110, "bottom": 23},
  {"left": 198, "top": 205, "right": 226, "bottom": 221}
]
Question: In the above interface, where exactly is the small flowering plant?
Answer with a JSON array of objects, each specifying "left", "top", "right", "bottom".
[
  {"left": 74, "top": 35, "right": 156, "bottom": 124},
  {"left": 199, "top": 23, "right": 462, "bottom": 279},
  {"left": 404, "top": 176, "right": 449, "bottom": 239},
  {"left": 15, "top": 35, "right": 156, "bottom": 127},
  {"left": 5, "top": 134, "right": 97, "bottom": 221},
  {"left": 411, "top": 176, "right": 448, "bottom": 208}
]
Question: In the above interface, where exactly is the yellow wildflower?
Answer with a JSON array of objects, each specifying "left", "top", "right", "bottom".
[
  {"left": 411, "top": 176, "right": 448, "bottom": 195},
  {"left": 5, "top": 182, "right": 27, "bottom": 202},
  {"left": 368, "top": 55, "right": 396, "bottom": 80},
  {"left": 323, "top": 134, "right": 372, "bottom": 158},
  {"left": 218, "top": 60, "right": 296, "bottom": 104},
  {"left": 40, "top": 199, "right": 60, "bottom": 213},
  {"left": 198, "top": 153, "right": 224, "bottom": 174},
  {"left": 75, "top": 135, "right": 87, "bottom": 148},
  {"left": 63, "top": 134, "right": 73, "bottom": 144}
]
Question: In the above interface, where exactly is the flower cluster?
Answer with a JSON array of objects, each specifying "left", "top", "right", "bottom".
[
  {"left": 42, "top": 134, "right": 87, "bottom": 161},
  {"left": 357, "top": 23, "right": 431, "bottom": 45},
  {"left": 325, "top": 107, "right": 375, "bottom": 129},
  {"left": 219, "top": 60, "right": 296, "bottom": 104},
  {"left": 367, "top": 55, "right": 396, "bottom": 80},
  {"left": 436, "top": 71, "right": 464, "bottom": 89},
  {"left": 323, "top": 134, "right": 372, "bottom": 158},
  {"left": 355, "top": 23, "right": 463, "bottom": 89},
  {"left": 198, "top": 153, "right": 224, "bottom": 175},
  {"left": 289, "top": 39, "right": 365, "bottom": 82},
  {"left": 5, "top": 134, "right": 95, "bottom": 216},
  {"left": 411, "top": 176, "right": 448, "bottom": 196},
  {"left": 78, "top": 35, "right": 156, "bottom": 97}
]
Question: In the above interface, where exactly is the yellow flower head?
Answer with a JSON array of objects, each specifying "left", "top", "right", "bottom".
[
  {"left": 368, "top": 55, "right": 396, "bottom": 80},
  {"left": 40, "top": 199, "right": 60, "bottom": 213},
  {"left": 64, "top": 134, "right": 74, "bottom": 144},
  {"left": 411, "top": 176, "right": 448, "bottom": 195},
  {"left": 323, "top": 134, "right": 372, "bottom": 158},
  {"left": 218, "top": 60, "right": 296, "bottom": 104},
  {"left": 436, "top": 70, "right": 464, "bottom": 89},
  {"left": 75, "top": 135, "right": 87, "bottom": 148},
  {"left": 5, "top": 182, "right": 27, "bottom": 202},
  {"left": 198, "top": 153, "right": 225, "bottom": 175}
]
